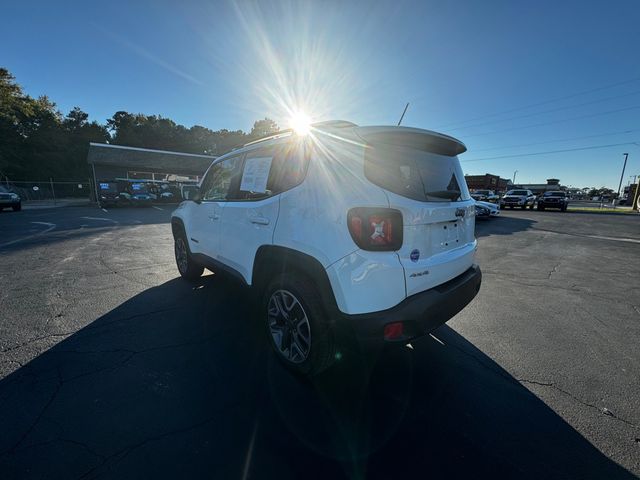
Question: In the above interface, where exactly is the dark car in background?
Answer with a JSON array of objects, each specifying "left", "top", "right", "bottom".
[
  {"left": 130, "top": 182, "right": 154, "bottom": 206},
  {"left": 537, "top": 191, "right": 569, "bottom": 211},
  {"left": 97, "top": 181, "right": 126, "bottom": 207},
  {"left": 0, "top": 186, "right": 21, "bottom": 211}
]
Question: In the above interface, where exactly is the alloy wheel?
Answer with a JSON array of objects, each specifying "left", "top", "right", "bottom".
[
  {"left": 175, "top": 238, "right": 188, "bottom": 274},
  {"left": 267, "top": 289, "right": 311, "bottom": 364}
]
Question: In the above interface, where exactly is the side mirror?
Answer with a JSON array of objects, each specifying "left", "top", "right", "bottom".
[{"left": 183, "top": 186, "right": 202, "bottom": 203}]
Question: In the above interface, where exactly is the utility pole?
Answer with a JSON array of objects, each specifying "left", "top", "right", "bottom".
[
  {"left": 50, "top": 177, "right": 56, "bottom": 206},
  {"left": 616, "top": 153, "right": 629, "bottom": 201},
  {"left": 512, "top": 170, "right": 518, "bottom": 185}
]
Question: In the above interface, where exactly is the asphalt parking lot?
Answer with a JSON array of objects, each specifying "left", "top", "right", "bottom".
[{"left": 0, "top": 205, "right": 639, "bottom": 479}]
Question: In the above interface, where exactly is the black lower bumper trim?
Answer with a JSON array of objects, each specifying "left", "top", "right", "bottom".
[{"left": 343, "top": 265, "right": 482, "bottom": 347}]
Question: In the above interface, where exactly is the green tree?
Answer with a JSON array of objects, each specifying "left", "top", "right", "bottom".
[
  {"left": 249, "top": 117, "right": 279, "bottom": 139},
  {"left": 0, "top": 66, "right": 284, "bottom": 181}
]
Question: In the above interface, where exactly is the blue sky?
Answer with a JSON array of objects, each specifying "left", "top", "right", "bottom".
[{"left": 2, "top": 0, "right": 639, "bottom": 189}]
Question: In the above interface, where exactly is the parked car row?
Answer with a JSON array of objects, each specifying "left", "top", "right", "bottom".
[
  {"left": 470, "top": 189, "right": 571, "bottom": 215},
  {"left": 98, "top": 179, "right": 198, "bottom": 208},
  {"left": 499, "top": 189, "right": 569, "bottom": 211}
]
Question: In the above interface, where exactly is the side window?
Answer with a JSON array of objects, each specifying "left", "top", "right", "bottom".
[
  {"left": 235, "top": 141, "right": 310, "bottom": 201},
  {"left": 200, "top": 155, "right": 243, "bottom": 201},
  {"left": 271, "top": 141, "right": 310, "bottom": 193},
  {"left": 237, "top": 147, "right": 276, "bottom": 200}
]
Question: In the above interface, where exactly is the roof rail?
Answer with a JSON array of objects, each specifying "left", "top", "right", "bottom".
[
  {"left": 242, "top": 120, "right": 357, "bottom": 147},
  {"left": 243, "top": 129, "right": 293, "bottom": 147}
]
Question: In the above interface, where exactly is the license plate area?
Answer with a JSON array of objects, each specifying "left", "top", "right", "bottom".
[{"left": 432, "top": 221, "right": 460, "bottom": 253}]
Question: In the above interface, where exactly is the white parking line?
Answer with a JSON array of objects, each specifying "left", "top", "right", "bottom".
[
  {"left": 152, "top": 206, "right": 164, "bottom": 211},
  {"left": 101, "top": 208, "right": 108, "bottom": 213},
  {"left": 81, "top": 216, "right": 119, "bottom": 224},
  {"left": 0, "top": 222, "right": 56, "bottom": 249}
]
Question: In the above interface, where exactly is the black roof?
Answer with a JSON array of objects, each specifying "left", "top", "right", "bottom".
[{"left": 87, "top": 143, "right": 216, "bottom": 175}]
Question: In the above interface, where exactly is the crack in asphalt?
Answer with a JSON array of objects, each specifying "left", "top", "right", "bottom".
[
  {"left": 517, "top": 379, "right": 638, "bottom": 427},
  {"left": 3, "top": 368, "right": 63, "bottom": 456},
  {"left": 442, "top": 337, "right": 639, "bottom": 429},
  {"left": 0, "top": 306, "right": 182, "bottom": 355},
  {"left": 1, "top": 332, "right": 75, "bottom": 354},
  {"left": 77, "top": 415, "right": 226, "bottom": 480},
  {"left": 0, "top": 335, "right": 221, "bottom": 463},
  {"left": 547, "top": 262, "right": 561, "bottom": 279},
  {"left": 482, "top": 271, "right": 636, "bottom": 307}
]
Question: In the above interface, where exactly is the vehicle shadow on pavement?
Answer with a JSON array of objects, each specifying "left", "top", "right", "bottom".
[
  {"left": 0, "top": 275, "right": 634, "bottom": 479},
  {"left": 475, "top": 215, "right": 536, "bottom": 238}
]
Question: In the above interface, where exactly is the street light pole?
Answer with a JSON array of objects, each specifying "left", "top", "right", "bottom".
[
  {"left": 617, "top": 153, "right": 629, "bottom": 200},
  {"left": 513, "top": 170, "right": 518, "bottom": 185}
]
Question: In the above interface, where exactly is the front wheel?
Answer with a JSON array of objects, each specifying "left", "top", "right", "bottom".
[
  {"left": 12, "top": 203, "right": 21, "bottom": 212},
  {"left": 174, "top": 234, "right": 204, "bottom": 280},
  {"left": 263, "top": 273, "right": 336, "bottom": 376},
  {"left": 529, "top": 203, "right": 534, "bottom": 210}
]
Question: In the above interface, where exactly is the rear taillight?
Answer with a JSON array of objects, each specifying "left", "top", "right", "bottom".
[{"left": 347, "top": 207, "right": 403, "bottom": 251}]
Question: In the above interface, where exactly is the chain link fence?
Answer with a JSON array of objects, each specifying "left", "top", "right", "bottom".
[{"left": 2, "top": 180, "right": 92, "bottom": 203}]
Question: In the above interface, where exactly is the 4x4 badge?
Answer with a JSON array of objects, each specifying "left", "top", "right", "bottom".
[{"left": 455, "top": 208, "right": 466, "bottom": 217}]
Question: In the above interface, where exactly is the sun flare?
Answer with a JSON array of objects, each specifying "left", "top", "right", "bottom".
[{"left": 288, "top": 111, "right": 312, "bottom": 135}]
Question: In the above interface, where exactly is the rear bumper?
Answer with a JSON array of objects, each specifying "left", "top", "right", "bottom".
[{"left": 343, "top": 265, "right": 481, "bottom": 347}]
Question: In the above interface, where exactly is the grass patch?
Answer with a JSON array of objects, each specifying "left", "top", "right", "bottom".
[{"left": 566, "top": 206, "right": 637, "bottom": 215}]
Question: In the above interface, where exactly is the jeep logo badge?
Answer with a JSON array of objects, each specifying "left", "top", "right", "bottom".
[{"left": 455, "top": 208, "right": 466, "bottom": 218}]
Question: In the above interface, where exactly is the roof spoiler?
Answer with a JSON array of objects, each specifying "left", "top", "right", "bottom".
[{"left": 354, "top": 126, "right": 467, "bottom": 156}]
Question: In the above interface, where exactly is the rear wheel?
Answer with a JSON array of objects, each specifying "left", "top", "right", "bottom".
[
  {"left": 529, "top": 203, "right": 534, "bottom": 210},
  {"left": 263, "top": 273, "right": 336, "bottom": 376},
  {"left": 12, "top": 203, "right": 21, "bottom": 212},
  {"left": 521, "top": 204, "right": 526, "bottom": 210},
  {"left": 174, "top": 233, "right": 204, "bottom": 280},
  {"left": 538, "top": 205, "right": 545, "bottom": 211}
]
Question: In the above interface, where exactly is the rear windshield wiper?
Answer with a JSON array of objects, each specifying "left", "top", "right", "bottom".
[{"left": 425, "top": 190, "right": 461, "bottom": 200}]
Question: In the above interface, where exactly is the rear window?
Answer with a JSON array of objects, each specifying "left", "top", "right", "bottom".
[
  {"left": 507, "top": 190, "right": 529, "bottom": 195},
  {"left": 364, "top": 144, "right": 463, "bottom": 202},
  {"left": 544, "top": 191, "right": 566, "bottom": 197}
]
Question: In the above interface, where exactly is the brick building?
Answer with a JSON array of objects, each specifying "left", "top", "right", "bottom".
[{"left": 464, "top": 173, "right": 511, "bottom": 193}]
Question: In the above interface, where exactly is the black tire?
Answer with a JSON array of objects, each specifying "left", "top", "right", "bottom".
[
  {"left": 521, "top": 204, "right": 526, "bottom": 210},
  {"left": 538, "top": 205, "right": 545, "bottom": 211},
  {"left": 529, "top": 203, "right": 534, "bottom": 210},
  {"left": 263, "top": 272, "right": 336, "bottom": 376},
  {"left": 12, "top": 203, "right": 21, "bottom": 212},
  {"left": 174, "top": 231, "right": 204, "bottom": 280}
]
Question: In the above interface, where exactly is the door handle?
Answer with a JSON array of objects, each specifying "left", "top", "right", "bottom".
[
  {"left": 208, "top": 214, "right": 219, "bottom": 221},
  {"left": 250, "top": 216, "right": 269, "bottom": 225}
]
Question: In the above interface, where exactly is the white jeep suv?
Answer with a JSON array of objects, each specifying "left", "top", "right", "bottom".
[{"left": 171, "top": 121, "right": 481, "bottom": 375}]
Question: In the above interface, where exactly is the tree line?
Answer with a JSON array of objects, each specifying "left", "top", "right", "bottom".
[{"left": 0, "top": 68, "right": 279, "bottom": 181}]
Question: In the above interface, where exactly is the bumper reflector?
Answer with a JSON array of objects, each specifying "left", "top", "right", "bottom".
[{"left": 384, "top": 322, "right": 404, "bottom": 340}]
